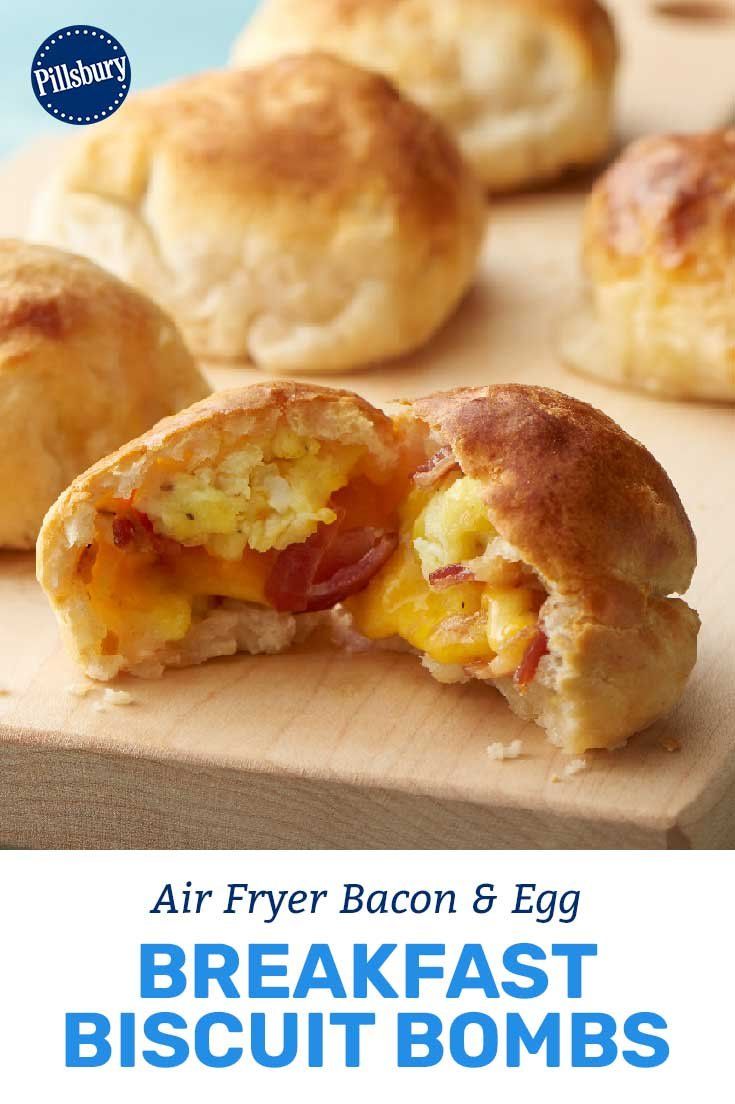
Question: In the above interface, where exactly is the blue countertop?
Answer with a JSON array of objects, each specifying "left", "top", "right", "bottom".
[{"left": 1, "top": 0, "right": 259, "bottom": 157}]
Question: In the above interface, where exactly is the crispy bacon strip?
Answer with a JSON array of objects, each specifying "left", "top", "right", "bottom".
[
  {"left": 428, "top": 563, "right": 476, "bottom": 589},
  {"left": 265, "top": 527, "right": 328, "bottom": 612},
  {"left": 513, "top": 629, "right": 549, "bottom": 690},
  {"left": 305, "top": 531, "right": 398, "bottom": 611},
  {"left": 413, "top": 445, "right": 460, "bottom": 487},
  {"left": 266, "top": 523, "right": 398, "bottom": 613}
]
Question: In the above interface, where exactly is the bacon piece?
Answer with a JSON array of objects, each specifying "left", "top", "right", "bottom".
[
  {"left": 413, "top": 445, "right": 460, "bottom": 487},
  {"left": 112, "top": 516, "right": 136, "bottom": 548},
  {"left": 513, "top": 629, "right": 549, "bottom": 690},
  {"left": 305, "top": 530, "right": 398, "bottom": 611},
  {"left": 312, "top": 522, "right": 373, "bottom": 582},
  {"left": 265, "top": 526, "right": 328, "bottom": 612},
  {"left": 428, "top": 563, "right": 476, "bottom": 589},
  {"left": 136, "top": 510, "right": 155, "bottom": 533},
  {"left": 266, "top": 523, "right": 398, "bottom": 613},
  {"left": 108, "top": 507, "right": 180, "bottom": 561}
]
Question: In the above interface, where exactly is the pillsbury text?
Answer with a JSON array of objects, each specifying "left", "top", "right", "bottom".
[{"left": 34, "top": 55, "right": 127, "bottom": 97}]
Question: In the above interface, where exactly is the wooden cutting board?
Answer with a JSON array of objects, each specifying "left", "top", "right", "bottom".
[{"left": 1, "top": 0, "right": 734, "bottom": 849}]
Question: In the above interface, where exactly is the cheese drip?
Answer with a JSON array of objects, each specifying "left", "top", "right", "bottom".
[{"left": 346, "top": 475, "right": 543, "bottom": 671}]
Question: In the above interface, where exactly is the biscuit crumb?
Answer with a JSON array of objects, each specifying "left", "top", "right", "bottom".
[
  {"left": 550, "top": 760, "right": 586, "bottom": 784},
  {"left": 659, "top": 736, "right": 681, "bottom": 753},
  {"left": 103, "top": 688, "right": 133, "bottom": 706},
  {"left": 486, "top": 739, "right": 523, "bottom": 761},
  {"left": 67, "top": 682, "right": 93, "bottom": 698},
  {"left": 422, "top": 655, "right": 470, "bottom": 685}
]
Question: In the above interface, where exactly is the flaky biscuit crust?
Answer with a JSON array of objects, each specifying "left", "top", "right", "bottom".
[
  {"left": 400, "top": 385, "right": 699, "bottom": 751},
  {"left": 233, "top": 0, "right": 618, "bottom": 191},
  {"left": 496, "top": 593, "right": 699, "bottom": 753},
  {"left": 32, "top": 55, "right": 486, "bottom": 369},
  {"left": 580, "top": 130, "right": 735, "bottom": 400},
  {"left": 0, "top": 239, "right": 208, "bottom": 549},
  {"left": 403, "top": 385, "right": 696, "bottom": 596},
  {"left": 585, "top": 130, "right": 735, "bottom": 276}
]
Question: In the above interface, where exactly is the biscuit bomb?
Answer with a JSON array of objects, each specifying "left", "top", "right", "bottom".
[
  {"left": 38, "top": 382, "right": 698, "bottom": 754},
  {"left": 0, "top": 239, "right": 208, "bottom": 548},
  {"left": 232, "top": 0, "right": 619, "bottom": 193},
  {"left": 32, "top": 54, "right": 486, "bottom": 372},
  {"left": 568, "top": 129, "right": 735, "bottom": 400}
]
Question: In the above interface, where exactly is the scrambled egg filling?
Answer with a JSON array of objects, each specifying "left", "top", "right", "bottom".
[
  {"left": 136, "top": 429, "right": 362, "bottom": 559},
  {"left": 413, "top": 476, "right": 495, "bottom": 575},
  {"left": 84, "top": 430, "right": 366, "bottom": 655},
  {"left": 346, "top": 475, "right": 544, "bottom": 672}
]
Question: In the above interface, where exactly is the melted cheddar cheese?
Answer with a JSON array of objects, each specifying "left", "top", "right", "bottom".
[
  {"left": 345, "top": 476, "right": 542, "bottom": 672},
  {"left": 87, "top": 529, "right": 276, "bottom": 654}
]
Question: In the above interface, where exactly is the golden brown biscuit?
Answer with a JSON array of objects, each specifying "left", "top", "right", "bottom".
[
  {"left": 232, "top": 0, "right": 618, "bottom": 192},
  {"left": 38, "top": 380, "right": 698, "bottom": 754},
  {"left": 37, "top": 381, "right": 407, "bottom": 679},
  {"left": 0, "top": 239, "right": 209, "bottom": 549},
  {"left": 570, "top": 130, "right": 735, "bottom": 400},
  {"left": 346, "top": 385, "right": 699, "bottom": 753},
  {"left": 31, "top": 55, "right": 487, "bottom": 370}
]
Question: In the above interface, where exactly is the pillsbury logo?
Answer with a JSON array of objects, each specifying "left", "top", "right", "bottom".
[{"left": 31, "top": 26, "right": 131, "bottom": 125}]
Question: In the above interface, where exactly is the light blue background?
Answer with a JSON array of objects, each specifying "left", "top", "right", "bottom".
[{"left": 1, "top": 1, "right": 260, "bottom": 156}]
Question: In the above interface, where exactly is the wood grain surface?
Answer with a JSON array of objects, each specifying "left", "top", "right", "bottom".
[{"left": 1, "top": 0, "right": 734, "bottom": 848}]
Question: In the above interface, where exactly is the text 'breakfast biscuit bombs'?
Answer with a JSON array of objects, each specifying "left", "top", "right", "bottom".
[
  {"left": 232, "top": 0, "right": 618, "bottom": 193},
  {"left": 564, "top": 129, "right": 735, "bottom": 400},
  {"left": 38, "top": 382, "right": 699, "bottom": 755},
  {"left": 31, "top": 54, "right": 487, "bottom": 372},
  {"left": 0, "top": 240, "right": 209, "bottom": 549}
]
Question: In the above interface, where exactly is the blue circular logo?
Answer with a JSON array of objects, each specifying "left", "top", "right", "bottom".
[{"left": 31, "top": 26, "right": 131, "bottom": 126}]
